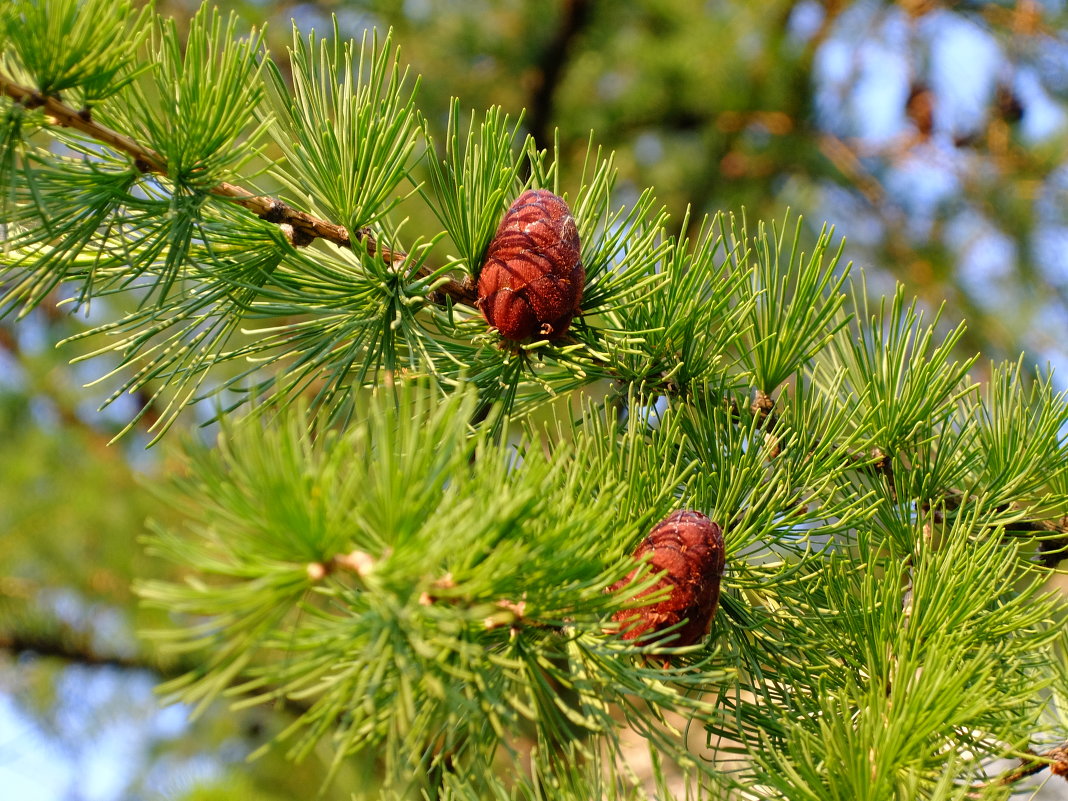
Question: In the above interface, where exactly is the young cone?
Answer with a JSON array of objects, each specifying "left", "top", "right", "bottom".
[
  {"left": 612, "top": 510, "right": 726, "bottom": 647},
  {"left": 476, "top": 189, "right": 585, "bottom": 340}
]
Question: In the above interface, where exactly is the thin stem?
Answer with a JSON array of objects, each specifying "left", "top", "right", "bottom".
[
  {"left": 0, "top": 613, "right": 315, "bottom": 715},
  {"left": 0, "top": 73, "right": 477, "bottom": 305},
  {"left": 966, "top": 743, "right": 1068, "bottom": 796},
  {"left": 0, "top": 628, "right": 162, "bottom": 672},
  {"left": 872, "top": 447, "right": 898, "bottom": 504}
]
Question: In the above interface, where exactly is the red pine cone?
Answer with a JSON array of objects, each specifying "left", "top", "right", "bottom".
[
  {"left": 476, "top": 189, "right": 584, "bottom": 340},
  {"left": 611, "top": 510, "right": 725, "bottom": 647}
]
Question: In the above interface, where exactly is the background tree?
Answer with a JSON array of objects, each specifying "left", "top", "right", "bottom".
[{"left": 3, "top": 1, "right": 1068, "bottom": 800}]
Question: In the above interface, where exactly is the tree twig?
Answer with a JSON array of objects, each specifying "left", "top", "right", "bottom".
[
  {"left": 872, "top": 447, "right": 898, "bottom": 504},
  {"left": 0, "top": 623, "right": 315, "bottom": 716},
  {"left": 0, "top": 628, "right": 159, "bottom": 672},
  {"left": 0, "top": 74, "right": 477, "bottom": 306},
  {"left": 967, "top": 743, "right": 1068, "bottom": 796}
]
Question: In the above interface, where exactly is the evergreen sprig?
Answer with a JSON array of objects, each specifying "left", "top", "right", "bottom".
[
  {"left": 61, "top": 212, "right": 290, "bottom": 441},
  {"left": 611, "top": 210, "right": 749, "bottom": 392},
  {"left": 0, "top": 0, "right": 148, "bottom": 103},
  {"left": 131, "top": 7, "right": 268, "bottom": 191},
  {"left": 731, "top": 213, "right": 850, "bottom": 398},
  {"left": 421, "top": 100, "right": 527, "bottom": 273},
  {"left": 263, "top": 25, "right": 419, "bottom": 234},
  {"left": 819, "top": 282, "right": 976, "bottom": 455},
  {"left": 0, "top": 159, "right": 139, "bottom": 316},
  {"left": 742, "top": 510, "right": 1062, "bottom": 801},
  {"left": 966, "top": 359, "right": 1068, "bottom": 519},
  {"left": 567, "top": 146, "right": 670, "bottom": 319},
  {"left": 138, "top": 385, "right": 728, "bottom": 788}
]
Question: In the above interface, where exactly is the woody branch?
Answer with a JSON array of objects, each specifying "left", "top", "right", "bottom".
[{"left": 0, "top": 74, "right": 476, "bottom": 305}]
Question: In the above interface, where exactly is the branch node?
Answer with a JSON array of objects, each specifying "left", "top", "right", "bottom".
[
  {"left": 280, "top": 223, "right": 315, "bottom": 248},
  {"left": 352, "top": 226, "right": 374, "bottom": 253},
  {"left": 970, "top": 742, "right": 1068, "bottom": 792},
  {"left": 484, "top": 599, "right": 527, "bottom": 631},
  {"left": 259, "top": 199, "right": 289, "bottom": 224},
  {"left": 333, "top": 549, "right": 377, "bottom": 577},
  {"left": 751, "top": 389, "right": 775, "bottom": 417}
]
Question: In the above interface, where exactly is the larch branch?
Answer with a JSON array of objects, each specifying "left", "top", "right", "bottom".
[
  {"left": 0, "top": 74, "right": 477, "bottom": 306},
  {"left": 0, "top": 624, "right": 314, "bottom": 716},
  {"left": 967, "top": 743, "right": 1068, "bottom": 796}
]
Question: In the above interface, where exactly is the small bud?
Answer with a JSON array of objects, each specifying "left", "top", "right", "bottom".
[
  {"left": 611, "top": 510, "right": 725, "bottom": 647},
  {"left": 333, "top": 549, "right": 376, "bottom": 576},
  {"left": 477, "top": 189, "right": 584, "bottom": 341}
]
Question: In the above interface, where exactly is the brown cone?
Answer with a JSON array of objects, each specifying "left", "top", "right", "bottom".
[
  {"left": 476, "top": 189, "right": 584, "bottom": 340},
  {"left": 611, "top": 510, "right": 725, "bottom": 647}
]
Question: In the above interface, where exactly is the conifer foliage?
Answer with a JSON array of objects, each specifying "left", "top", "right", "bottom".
[{"left": 3, "top": 2, "right": 1068, "bottom": 798}]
